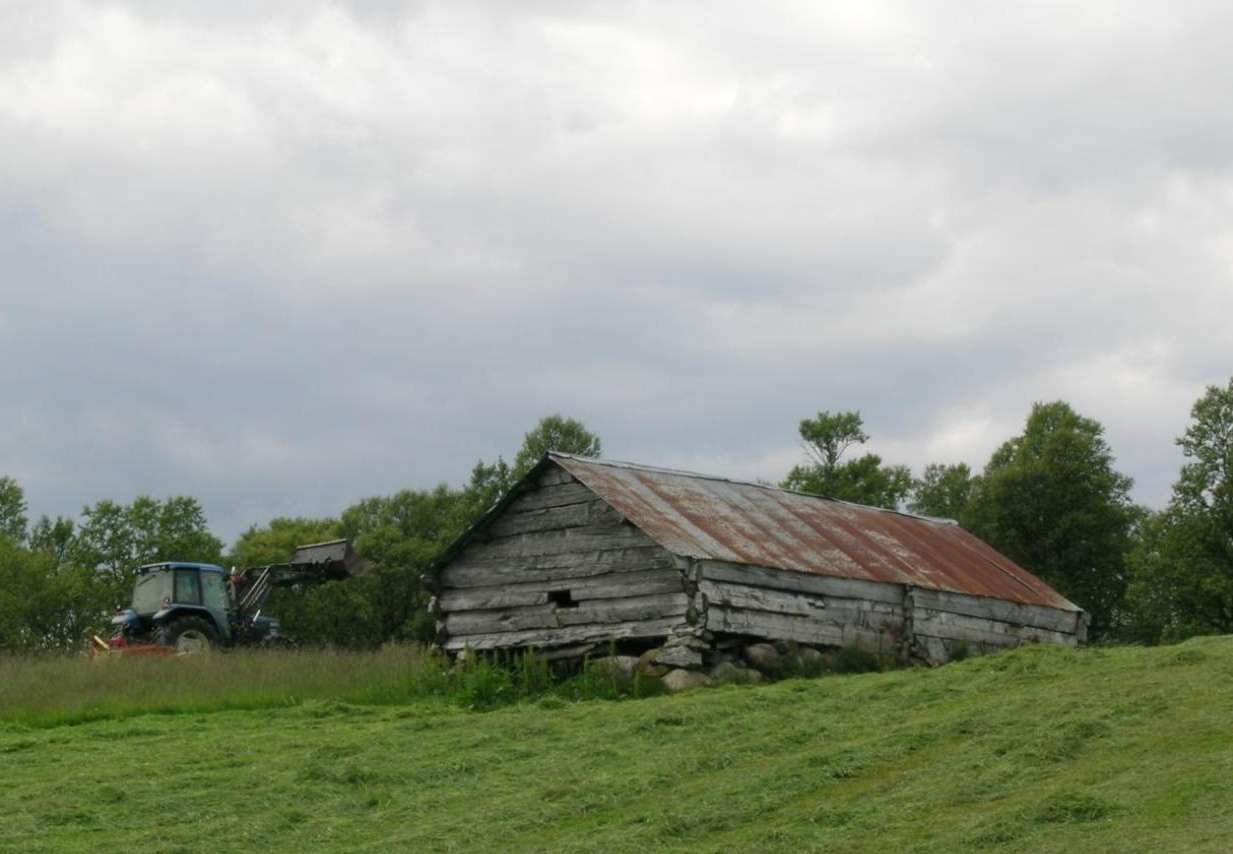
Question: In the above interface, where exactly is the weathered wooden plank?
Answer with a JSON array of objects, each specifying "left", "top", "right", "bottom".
[
  {"left": 537, "top": 466, "right": 576, "bottom": 487},
  {"left": 442, "top": 616, "right": 685, "bottom": 651},
  {"left": 909, "top": 588, "right": 1082, "bottom": 634},
  {"left": 698, "top": 579, "right": 903, "bottom": 627},
  {"left": 440, "top": 546, "right": 677, "bottom": 588},
  {"left": 539, "top": 643, "right": 599, "bottom": 661},
  {"left": 841, "top": 624, "right": 899, "bottom": 655},
  {"left": 487, "top": 500, "right": 624, "bottom": 539},
  {"left": 684, "top": 563, "right": 1080, "bottom": 651},
  {"left": 487, "top": 502, "right": 592, "bottom": 537},
  {"left": 461, "top": 526, "right": 653, "bottom": 561},
  {"left": 445, "top": 545, "right": 673, "bottom": 575},
  {"left": 913, "top": 635, "right": 948, "bottom": 663},
  {"left": 914, "top": 609, "right": 1077, "bottom": 644},
  {"left": 825, "top": 601, "right": 903, "bottom": 633},
  {"left": 700, "top": 560, "right": 905, "bottom": 605},
  {"left": 439, "top": 569, "right": 685, "bottom": 611},
  {"left": 705, "top": 606, "right": 846, "bottom": 647},
  {"left": 913, "top": 625, "right": 1026, "bottom": 649},
  {"left": 506, "top": 481, "right": 597, "bottom": 512},
  {"left": 554, "top": 595, "right": 686, "bottom": 627},
  {"left": 913, "top": 610, "right": 1077, "bottom": 647},
  {"left": 446, "top": 593, "right": 690, "bottom": 636},
  {"left": 699, "top": 579, "right": 823, "bottom": 617}
]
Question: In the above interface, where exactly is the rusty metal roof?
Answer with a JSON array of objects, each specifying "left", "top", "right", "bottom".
[{"left": 551, "top": 453, "right": 1079, "bottom": 612}]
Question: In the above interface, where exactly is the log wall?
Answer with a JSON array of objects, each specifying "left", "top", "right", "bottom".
[
  {"left": 435, "top": 466, "right": 690, "bottom": 652},
  {"left": 697, "top": 559, "right": 1085, "bottom": 662}
]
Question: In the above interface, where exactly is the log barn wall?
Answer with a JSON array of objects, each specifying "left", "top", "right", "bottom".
[
  {"left": 432, "top": 455, "right": 1087, "bottom": 663},
  {"left": 694, "top": 560, "right": 1085, "bottom": 662},
  {"left": 434, "top": 465, "right": 691, "bottom": 652}
]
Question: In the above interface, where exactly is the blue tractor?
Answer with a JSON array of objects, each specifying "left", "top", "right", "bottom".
[{"left": 100, "top": 540, "right": 360, "bottom": 654}]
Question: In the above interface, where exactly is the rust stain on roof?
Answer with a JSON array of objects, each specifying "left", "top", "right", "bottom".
[{"left": 551, "top": 453, "right": 1078, "bottom": 612}]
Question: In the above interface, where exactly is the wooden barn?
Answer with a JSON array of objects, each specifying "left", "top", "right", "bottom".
[{"left": 427, "top": 453, "right": 1086, "bottom": 671}]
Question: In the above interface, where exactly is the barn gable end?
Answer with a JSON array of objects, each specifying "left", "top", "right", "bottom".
[
  {"left": 431, "top": 453, "right": 1087, "bottom": 666},
  {"left": 432, "top": 461, "right": 691, "bottom": 652}
]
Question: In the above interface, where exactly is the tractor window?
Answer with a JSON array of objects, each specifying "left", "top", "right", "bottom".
[
  {"left": 174, "top": 569, "right": 203, "bottom": 606},
  {"left": 202, "top": 571, "right": 227, "bottom": 613},
  {"left": 132, "top": 571, "right": 170, "bottom": 615}
]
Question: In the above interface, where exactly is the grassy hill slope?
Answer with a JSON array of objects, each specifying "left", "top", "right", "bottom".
[{"left": 3, "top": 638, "right": 1233, "bottom": 852}]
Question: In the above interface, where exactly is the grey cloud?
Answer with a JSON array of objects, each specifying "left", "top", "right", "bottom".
[{"left": 3, "top": 1, "right": 1232, "bottom": 543}]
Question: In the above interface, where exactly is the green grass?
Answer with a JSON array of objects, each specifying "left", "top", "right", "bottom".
[
  {"left": 0, "top": 645, "right": 664, "bottom": 727},
  {"left": 0, "top": 646, "right": 451, "bottom": 727},
  {"left": 3, "top": 639, "right": 1233, "bottom": 852}
]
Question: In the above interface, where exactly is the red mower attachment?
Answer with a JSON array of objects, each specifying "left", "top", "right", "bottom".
[{"left": 89, "top": 633, "right": 174, "bottom": 659}]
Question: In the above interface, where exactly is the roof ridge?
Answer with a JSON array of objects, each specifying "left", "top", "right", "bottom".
[{"left": 546, "top": 451, "right": 957, "bottom": 527}]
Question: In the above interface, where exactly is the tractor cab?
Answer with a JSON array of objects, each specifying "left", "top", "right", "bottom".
[{"left": 110, "top": 562, "right": 235, "bottom": 653}]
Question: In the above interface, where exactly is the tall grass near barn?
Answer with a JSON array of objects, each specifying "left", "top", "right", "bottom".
[
  {"left": 0, "top": 645, "right": 666, "bottom": 728},
  {"left": 0, "top": 646, "right": 449, "bottom": 727}
]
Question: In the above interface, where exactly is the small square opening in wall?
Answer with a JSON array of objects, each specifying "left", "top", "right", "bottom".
[{"left": 548, "top": 589, "right": 577, "bottom": 609}]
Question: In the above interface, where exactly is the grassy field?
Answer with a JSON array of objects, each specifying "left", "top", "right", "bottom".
[
  {"left": 0, "top": 646, "right": 446, "bottom": 727},
  {"left": 0, "top": 645, "right": 662, "bottom": 728},
  {"left": 2, "top": 638, "right": 1232, "bottom": 852}
]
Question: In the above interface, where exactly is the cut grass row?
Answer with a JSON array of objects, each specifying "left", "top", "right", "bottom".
[{"left": 2, "top": 638, "right": 1232, "bottom": 852}]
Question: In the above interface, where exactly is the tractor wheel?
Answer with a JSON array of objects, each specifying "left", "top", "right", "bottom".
[{"left": 158, "top": 616, "right": 218, "bottom": 655}]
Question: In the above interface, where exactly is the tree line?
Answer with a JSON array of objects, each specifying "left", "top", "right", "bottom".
[
  {"left": 0, "top": 416, "right": 601, "bottom": 651},
  {"left": 2, "top": 382, "right": 1231, "bottom": 652},
  {"left": 783, "top": 380, "right": 1233, "bottom": 643}
]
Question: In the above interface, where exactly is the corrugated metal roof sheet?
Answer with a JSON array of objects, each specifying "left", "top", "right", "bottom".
[{"left": 551, "top": 453, "right": 1079, "bottom": 612}]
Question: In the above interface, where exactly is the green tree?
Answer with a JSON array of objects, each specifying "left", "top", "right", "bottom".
[
  {"left": 339, "top": 485, "right": 472, "bottom": 644},
  {"left": 266, "top": 580, "right": 383, "bottom": 650},
  {"left": 1173, "top": 378, "right": 1233, "bottom": 527},
  {"left": 0, "top": 476, "right": 28, "bottom": 544},
  {"left": 781, "top": 411, "right": 912, "bottom": 509},
  {"left": 968, "top": 401, "right": 1136, "bottom": 637},
  {"left": 70, "top": 500, "right": 132, "bottom": 578},
  {"left": 0, "top": 538, "right": 108, "bottom": 652},
  {"left": 511, "top": 414, "right": 602, "bottom": 480},
  {"left": 268, "top": 485, "right": 476, "bottom": 648},
  {"left": 1122, "top": 509, "right": 1206, "bottom": 641},
  {"left": 458, "top": 458, "right": 513, "bottom": 521},
  {"left": 28, "top": 515, "right": 76, "bottom": 568},
  {"left": 72, "top": 496, "right": 224, "bottom": 601},
  {"left": 909, "top": 463, "right": 978, "bottom": 522},
  {"left": 1125, "top": 380, "right": 1233, "bottom": 641},
  {"left": 229, "top": 516, "right": 341, "bottom": 568},
  {"left": 134, "top": 496, "right": 222, "bottom": 565}
]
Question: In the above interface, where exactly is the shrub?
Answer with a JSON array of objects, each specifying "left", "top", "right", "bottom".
[
  {"left": 454, "top": 658, "right": 515, "bottom": 711},
  {"left": 448, "top": 648, "right": 665, "bottom": 710},
  {"left": 511, "top": 649, "right": 553, "bottom": 696},
  {"left": 556, "top": 656, "right": 665, "bottom": 702},
  {"left": 831, "top": 645, "right": 886, "bottom": 674}
]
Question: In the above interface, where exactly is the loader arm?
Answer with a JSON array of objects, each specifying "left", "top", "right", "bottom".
[{"left": 232, "top": 539, "right": 362, "bottom": 617}]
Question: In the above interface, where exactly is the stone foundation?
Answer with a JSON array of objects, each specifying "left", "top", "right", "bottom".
[{"left": 608, "top": 630, "right": 882, "bottom": 692}]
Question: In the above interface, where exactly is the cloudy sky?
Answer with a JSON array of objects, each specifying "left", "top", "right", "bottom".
[{"left": 3, "top": 1, "right": 1232, "bottom": 542}]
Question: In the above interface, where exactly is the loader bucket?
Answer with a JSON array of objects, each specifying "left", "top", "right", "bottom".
[{"left": 292, "top": 539, "right": 365, "bottom": 578}]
